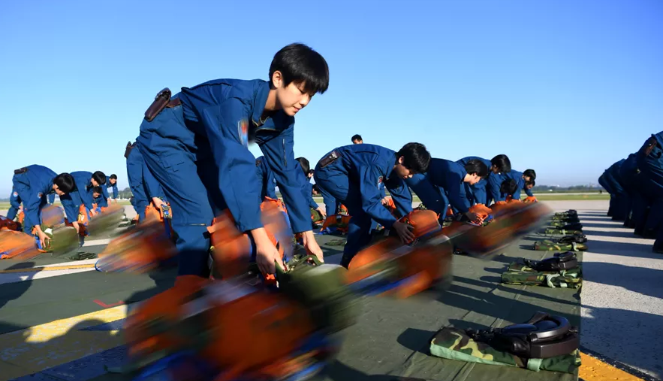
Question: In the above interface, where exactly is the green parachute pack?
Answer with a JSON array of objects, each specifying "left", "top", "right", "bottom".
[
  {"left": 310, "top": 208, "right": 324, "bottom": 224},
  {"left": 543, "top": 228, "right": 583, "bottom": 236},
  {"left": 501, "top": 252, "right": 583, "bottom": 289},
  {"left": 430, "top": 327, "right": 581, "bottom": 374},
  {"left": 532, "top": 240, "right": 587, "bottom": 251}
]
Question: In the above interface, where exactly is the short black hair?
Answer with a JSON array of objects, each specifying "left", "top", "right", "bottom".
[
  {"left": 92, "top": 171, "right": 106, "bottom": 185},
  {"left": 523, "top": 169, "right": 536, "bottom": 180},
  {"left": 110, "top": 174, "right": 117, "bottom": 180},
  {"left": 351, "top": 134, "right": 363, "bottom": 142},
  {"left": 491, "top": 154, "right": 511, "bottom": 173},
  {"left": 270, "top": 43, "right": 329, "bottom": 95},
  {"left": 396, "top": 143, "right": 431, "bottom": 175},
  {"left": 464, "top": 159, "right": 489, "bottom": 178},
  {"left": 296, "top": 157, "right": 310, "bottom": 175},
  {"left": 54, "top": 173, "right": 75, "bottom": 193},
  {"left": 312, "top": 184, "right": 321, "bottom": 193},
  {"left": 500, "top": 178, "right": 518, "bottom": 196},
  {"left": 92, "top": 186, "right": 103, "bottom": 195}
]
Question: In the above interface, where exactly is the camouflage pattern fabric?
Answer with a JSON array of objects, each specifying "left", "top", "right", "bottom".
[
  {"left": 430, "top": 327, "right": 581, "bottom": 373},
  {"left": 551, "top": 215, "right": 579, "bottom": 222},
  {"left": 543, "top": 228, "right": 583, "bottom": 235},
  {"left": 532, "top": 241, "right": 587, "bottom": 251},
  {"left": 549, "top": 221, "right": 582, "bottom": 229},
  {"left": 501, "top": 266, "right": 582, "bottom": 289},
  {"left": 507, "top": 262, "right": 583, "bottom": 273},
  {"left": 553, "top": 210, "right": 577, "bottom": 218}
]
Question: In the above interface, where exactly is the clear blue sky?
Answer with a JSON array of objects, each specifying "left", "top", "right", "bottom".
[{"left": 1, "top": 0, "right": 662, "bottom": 195}]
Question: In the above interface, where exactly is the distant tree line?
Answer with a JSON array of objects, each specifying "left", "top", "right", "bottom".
[{"left": 532, "top": 185, "right": 604, "bottom": 193}]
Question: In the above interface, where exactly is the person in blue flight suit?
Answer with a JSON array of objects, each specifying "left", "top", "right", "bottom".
[
  {"left": 314, "top": 143, "right": 431, "bottom": 268},
  {"left": 105, "top": 174, "right": 119, "bottom": 203},
  {"left": 605, "top": 160, "right": 630, "bottom": 223},
  {"left": 60, "top": 171, "right": 106, "bottom": 239},
  {"left": 490, "top": 169, "right": 530, "bottom": 202},
  {"left": 458, "top": 154, "right": 511, "bottom": 205},
  {"left": 126, "top": 141, "right": 166, "bottom": 222},
  {"left": 351, "top": 134, "right": 363, "bottom": 145},
  {"left": 136, "top": 43, "right": 328, "bottom": 277},
  {"left": 636, "top": 133, "right": 663, "bottom": 242},
  {"left": 11, "top": 166, "right": 75, "bottom": 247},
  {"left": 296, "top": 157, "right": 326, "bottom": 219},
  {"left": 499, "top": 178, "right": 520, "bottom": 200},
  {"left": 406, "top": 158, "right": 489, "bottom": 221},
  {"left": 91, "top": 187, "right": 104, "bottom": 214}
]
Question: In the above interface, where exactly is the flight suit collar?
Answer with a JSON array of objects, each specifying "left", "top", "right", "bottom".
[{"left": 251, "top": 81, "right": 271, "bottom": 127}]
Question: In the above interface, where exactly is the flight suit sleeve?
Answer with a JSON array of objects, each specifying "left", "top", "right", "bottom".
[
  {"left": 13, "top": 181, "right": 40, "bottom": 228},
  {"left": 112, "top": 184, "right": 118, "bottom": 199},
  {"left": 405, "top": 174, "right": 446, "bottom": 215},
  {"left": 48, "top": 193, "right": 55, "bottom": 204},
  {"left": 385, "top": 177, "right": 412, "bottom": 217},
  {"left": 359, "top": 166, "right": 398, "bottom": 228},
  {"left": 9, "top": 189, "right": 21, "bottom": 209},
  {"left": 102, "top": 185, "right": 110, "bottom": 201},
  {"left": 446, "top": 173, "right": 470, "bottom": 213},
  {"left": 259, "top": 126, "right": 311, "bottom": 233},
  {"left": 201, "top": 99, "right": 263, "bottom": 232},
  {"left": 524, "top": 186, "right": 534, "bottom": 197}
]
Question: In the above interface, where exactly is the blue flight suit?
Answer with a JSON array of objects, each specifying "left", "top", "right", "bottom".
[
  {"left": 457, "top": 156, "right": 492, "bottom": 205},
  {"left": 605, "top": 160, "right": 630, "bottom": 222},
  {"left": 137, "top": 79, "right": 312, "bottom": 277},
  {"left": 60, "top": 171, "right": 96, "bottom": 226},
  {"left": 11, "top": 165, "right": 57, "bottom": 234},
  {"left": 406, "top": 158, "right": 470, "bottom": 218},
  {"left": 488, "top": 170, "right": 529, "bottom": 202},
  {"left": 636, "top": 132, "right": 663, "bottom": 238},
  {"left": 127, "top": 142, "right": 166, "bottom": 222},
  {"left": 107, "top": 179, "right": 119, "bottom": 199},
  {"left": 313, "top": 144, "right": 412, "bottom": 266},
  {"left": 598, "top": 172, "right": 613, "bottom": 216},
  {"left": 617, "top": 154, "right": 643, "bottom": 228},
  {"left": 256, "top": 156, "right": 278, "bottom": 200}
]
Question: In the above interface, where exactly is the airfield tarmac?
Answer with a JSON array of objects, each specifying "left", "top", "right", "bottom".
[{"left": 0, "top": 200, "right": 661, "bottom": 380}]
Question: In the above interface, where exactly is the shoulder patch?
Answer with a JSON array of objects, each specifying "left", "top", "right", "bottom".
[
  {"left": 238, "top": 119, "right": 249, "bottom": 147},
  {"left": 37, "top": 192, "right": 43, "bottom": 199},
  {"left": 378, "top": 176, "right": 383, "bottom": 185},
  {"left": 12, "top": 191, "right": 18, "bottom": 197}
]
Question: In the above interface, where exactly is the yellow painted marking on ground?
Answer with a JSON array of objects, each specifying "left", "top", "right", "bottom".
[
  {"left": 0, "top": 305, "right": 130, "bottom": 381},
  {"left": 579, "top": 352, "right": 645, "bottom": 381},
  {"left": 0, "top": 263, "right": 96, "bottom": 273},
  {"left": 1, "top": 304, "right": 128, "bottom": 343}
]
